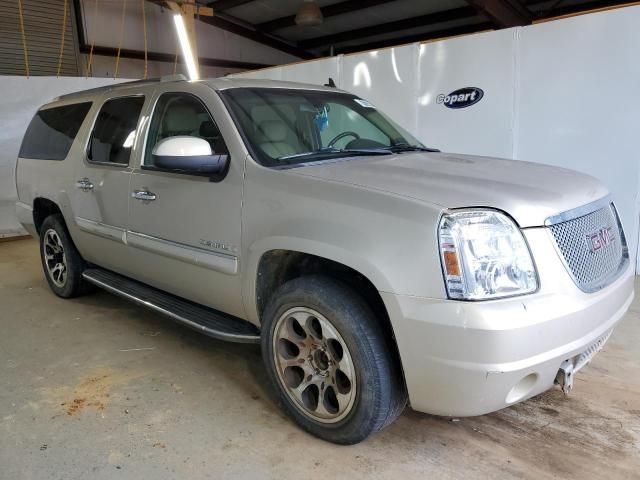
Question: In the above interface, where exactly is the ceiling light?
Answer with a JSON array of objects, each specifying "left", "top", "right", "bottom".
[
  {"left": 173, "top": 14, "right": 199, "bottom": 81},
  {"left": 295, "top": 0, "right": 323, "bottom": 26}
]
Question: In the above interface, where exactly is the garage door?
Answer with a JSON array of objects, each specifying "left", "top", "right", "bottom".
[{"left": 0, "top": 0, "right": 80, "bottom": 76}]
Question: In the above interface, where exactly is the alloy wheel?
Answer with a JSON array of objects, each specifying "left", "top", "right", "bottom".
[
  {"left": 43, "top": 228, "right": 67, "bottom": 288},
  {"left": 272, "top": 307, "right": 357, "bottom": 423}
]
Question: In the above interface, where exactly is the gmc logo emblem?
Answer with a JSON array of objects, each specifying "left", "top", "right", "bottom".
[{"left": 586, "top": 227, "right": 615, "bottom": 253}]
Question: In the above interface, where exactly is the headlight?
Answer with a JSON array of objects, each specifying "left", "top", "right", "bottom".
[{"left": 438, "top": 210, "right": 538, "bottom": 300}]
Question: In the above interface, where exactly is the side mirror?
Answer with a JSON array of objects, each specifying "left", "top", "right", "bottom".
[{"left": 151, "top": 136, "right": 229, "bottom": 175}]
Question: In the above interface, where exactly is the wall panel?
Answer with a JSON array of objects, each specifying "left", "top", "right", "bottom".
[
  {"left": 341, "top": 45, "right": 418, "bottom": 134},
  {"left": 515, "top": 8, "right": 640, "bottom": 269},
  {"left": 416, "top": 29, "right": 516, "bottom": 157},
  {"left": 0, "top": 76, "right": 131, "bottom": 237}
]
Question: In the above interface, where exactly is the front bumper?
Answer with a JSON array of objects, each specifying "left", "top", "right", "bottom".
[{"left": 382, "top": 227, "right": 635, "bottom": 416}]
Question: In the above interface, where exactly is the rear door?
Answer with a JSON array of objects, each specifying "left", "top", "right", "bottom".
[
  {"left": 125, "top": 82, "right": 245, "bottom": 317},
  {"left": 68, "top": 92, "right": 148, "bottom": 274}
]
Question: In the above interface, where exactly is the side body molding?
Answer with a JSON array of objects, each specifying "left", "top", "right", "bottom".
[
  {"left": 76, "top": 217, "right": 126, "bottom": 243},
  {"left": 127, "top": 231, "right": 238, "bottom": 275}
]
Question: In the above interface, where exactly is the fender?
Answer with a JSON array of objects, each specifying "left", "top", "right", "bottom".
[{"left": 241, "top": 236, "right": 393, "bottom": 325}]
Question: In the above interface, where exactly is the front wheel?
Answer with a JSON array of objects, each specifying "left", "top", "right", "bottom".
[{"left": 261, "top": 275, "right": 406, "bottom": 444}]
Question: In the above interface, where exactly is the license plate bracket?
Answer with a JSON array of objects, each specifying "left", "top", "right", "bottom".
[{"left": 554, "top": 330, "right": 612, "bottom": 394}]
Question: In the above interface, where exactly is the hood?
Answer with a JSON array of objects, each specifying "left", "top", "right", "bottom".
[{"left": 292, "top": 152, "right": 608, "bottom": 227}]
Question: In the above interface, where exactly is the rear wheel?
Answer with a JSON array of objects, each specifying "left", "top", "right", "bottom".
[
  {"left": 261, "top": 275, "right": 406, "bottom": 444},
  {"left": 39, "top": 214, "right": 90, "bottom": 298}
]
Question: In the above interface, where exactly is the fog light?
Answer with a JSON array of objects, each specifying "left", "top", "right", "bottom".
[{"left": 505, "top": 373, "right": 538, "bottom": 404}]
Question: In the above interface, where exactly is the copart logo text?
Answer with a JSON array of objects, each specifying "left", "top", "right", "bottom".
[{"left": 437, "top": 87, "right": 484, "bottom": 109}]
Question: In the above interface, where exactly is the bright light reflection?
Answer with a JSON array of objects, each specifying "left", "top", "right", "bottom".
[
  {"left": 173, "top": 14, "right": 199, "bottom": 80},
  {"left": 122, "top": 130, "right": 135, "bottom": 148},
  {"left": 353, "top": 62, "right": 371, "bottom": 88},
  {"left": 391, "top": 48, "right": 402, "bottom": 84},
  {"left": 418, "top": 93, "right": 432, "bottom": 106}
]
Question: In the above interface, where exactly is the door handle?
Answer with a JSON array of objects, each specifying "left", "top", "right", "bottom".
[
  {"left": 132, "top": 189, "right": 157, "bottom": 202},
  {"left": 76, "top": 178, "right": 94, "bottom": 192}
]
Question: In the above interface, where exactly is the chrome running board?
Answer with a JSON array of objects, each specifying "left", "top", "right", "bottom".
[{"left": 82, "top": 268, "right": 260, "bottom": 344}]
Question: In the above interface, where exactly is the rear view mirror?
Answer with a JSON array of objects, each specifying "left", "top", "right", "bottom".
[{"left": 152, "top": 136, "right": 229, "bottom": 175}]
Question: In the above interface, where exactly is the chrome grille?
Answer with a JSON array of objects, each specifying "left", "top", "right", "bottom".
[{"left": 549, "top": 202, "right": 627, "bottom": 292}]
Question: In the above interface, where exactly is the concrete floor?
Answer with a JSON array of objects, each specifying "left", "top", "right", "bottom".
[{"left": 1, "top": 238, "right": 639, "bottom": 480}]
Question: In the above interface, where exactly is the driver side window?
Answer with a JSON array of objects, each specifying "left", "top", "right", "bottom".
[
  {"left": 319, "top": 102, "right": 390, "bottom": 149},
  {"left": 144, "top": 92, "right": 228, "bottom": 167}
]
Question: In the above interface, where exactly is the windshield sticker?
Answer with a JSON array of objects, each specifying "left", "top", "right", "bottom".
[{"left": 354, "top": 98, "right": 375, "bottom": 109}]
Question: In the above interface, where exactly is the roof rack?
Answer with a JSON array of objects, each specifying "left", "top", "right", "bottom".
[{"left": 54, "top": 74, "right": 188, "bottom": 101}]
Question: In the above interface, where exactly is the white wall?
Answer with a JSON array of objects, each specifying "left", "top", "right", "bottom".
[
  {"left": 1, "top": 7, "right": 638, "bottom": 271},
  {"left": 231, "top": 6, "right": 640, "bottom": 272},
  {"left": 0, "top": 76, "right": 132, "bottom": 237},
  {"left": 416, "top": 29, "right": 517, "bottom": 159},
  {"left": 515, "top": 12, "right": 640, "bottom": 271},
  {"left": 80, "top": 0, "right": 300, "bottom": 79},
  {"left": 0, "top": 0, "right": 305, "bottom": 236}
]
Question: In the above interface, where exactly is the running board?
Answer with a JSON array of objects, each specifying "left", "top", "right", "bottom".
[{"left": 82, "top": 268, "right": 260, "bottom": 344}]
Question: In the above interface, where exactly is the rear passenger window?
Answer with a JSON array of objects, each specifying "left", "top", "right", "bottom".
[
  {"left": 19, "top": 102, "right": 92, "bottom": 160},
  {"left": 88, "top": 96, "right": 145, "bottom": 165}
]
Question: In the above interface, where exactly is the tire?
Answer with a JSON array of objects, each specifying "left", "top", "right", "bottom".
[
  {"left": 39, "top": 214, "right": 90, "bottom": 298},
  {"left": 261, "top": 275, "right": 407, "bottom": 444}
]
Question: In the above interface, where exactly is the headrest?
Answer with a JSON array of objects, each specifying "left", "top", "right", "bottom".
[
  {"left": 258, "top": 120, "right": 287, "bottom": 142},
  {"left": 251, "top": 104, "right": 294, "bottom": 124},
  {"left": 199, "top": 120, "right": 217, "bottom": 137},
  {"left": 164, "top": 105, "right": 201, "bottom": 132}
]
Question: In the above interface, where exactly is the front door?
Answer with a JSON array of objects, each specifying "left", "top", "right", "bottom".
[
  {"left": 69, "top": 92, "right": 147, "bottom": 274},
  {"left": 126, "top": 83, "right": 244, "bottom": 317}
]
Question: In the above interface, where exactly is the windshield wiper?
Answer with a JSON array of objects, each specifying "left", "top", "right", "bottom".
[
  {"left": 277, "top": 148, "right": 392, "bottom": 162},
  {"left": 385, "top": 143, "right": 440, "bottom": 153}
]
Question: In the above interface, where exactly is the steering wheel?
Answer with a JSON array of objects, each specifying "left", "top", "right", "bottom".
[{"left": 328, "top": 131, "right": 360, "bottom": 148}]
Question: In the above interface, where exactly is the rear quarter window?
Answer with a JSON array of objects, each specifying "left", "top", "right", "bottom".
[{"left": 19, "top": 102, "right": 92, "bottom": 160}]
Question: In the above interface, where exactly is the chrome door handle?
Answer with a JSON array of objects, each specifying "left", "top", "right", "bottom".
[
  {"left": 132, "top": 189, "right": 156, "bottom": 201},
  {"left": 76, "top": 178, "right": 94, "bottom": 192}
]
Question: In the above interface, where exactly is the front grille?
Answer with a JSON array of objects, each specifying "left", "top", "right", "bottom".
[{"left": 549, "top": 202, "right": 628, "bottom": 293}]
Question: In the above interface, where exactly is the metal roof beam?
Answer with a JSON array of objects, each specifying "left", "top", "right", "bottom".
[
  {"left": 464, "top": 0, "right": 532, "bottom": 27},
  {"left": 299, "top": 6, "right": 479, "bottom": 49},
  {"left": 258, "top": 0, "right": 397, "bottom": 32}
]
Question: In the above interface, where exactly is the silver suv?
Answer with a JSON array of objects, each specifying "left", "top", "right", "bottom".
[{"left": 15, "top": 76, "right": 634, "bottom": 444}]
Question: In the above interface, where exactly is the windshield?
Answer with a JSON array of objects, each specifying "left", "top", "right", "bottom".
[{"left": 220, "top": 87, "right": 428, "bottom": 167}]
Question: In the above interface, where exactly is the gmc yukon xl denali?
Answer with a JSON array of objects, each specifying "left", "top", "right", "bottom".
[{"left": 15, "top": 76, "right": 634, "bottom": 444}]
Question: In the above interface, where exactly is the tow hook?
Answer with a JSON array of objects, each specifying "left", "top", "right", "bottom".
[{"left": 555, "top": 360, "right": 574, "bottom": 394}]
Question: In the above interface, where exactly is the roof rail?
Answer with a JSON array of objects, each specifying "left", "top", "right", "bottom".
[
  {"left": 160, "top": 73, "right": 187, "bottom": 82},
  {"left": 54, "top": 74, "right": 188, "bottom": 101}
]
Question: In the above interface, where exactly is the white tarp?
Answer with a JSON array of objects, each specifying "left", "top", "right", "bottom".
[
  {"left": 0, "top": 76, "right": 131, "bottom": 237},
  {"left": 231, "top": 6, "right": 640, "bottom": 271}
]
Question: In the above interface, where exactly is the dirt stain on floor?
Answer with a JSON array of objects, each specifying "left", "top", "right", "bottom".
[
  {"left": 61, "top": 374, "right": 111, "bottom": 416},
  {"left": 38, "top": 368, "right": 145, "bottom": 418}
]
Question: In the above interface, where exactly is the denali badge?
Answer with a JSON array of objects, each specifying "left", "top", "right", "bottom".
[
  {"left": 437, "top": 87, "right": 484, "bottom": 109},
  {"left": 586, "top": 227, "right": 615, "bottom": 253},
  {"left": 199, "top": 239, "right": 237, "bottom": 253}
]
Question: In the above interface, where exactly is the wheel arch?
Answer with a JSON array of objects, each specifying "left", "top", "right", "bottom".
[
  {"left": 243, "top": 238, "right": 393, "bottom": 324},
  {"left": 244, "top": 241, "right": 406, "bottom": 391},
  {"left": 33, "top": 197, "right": 63, "bottom": 234}
]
